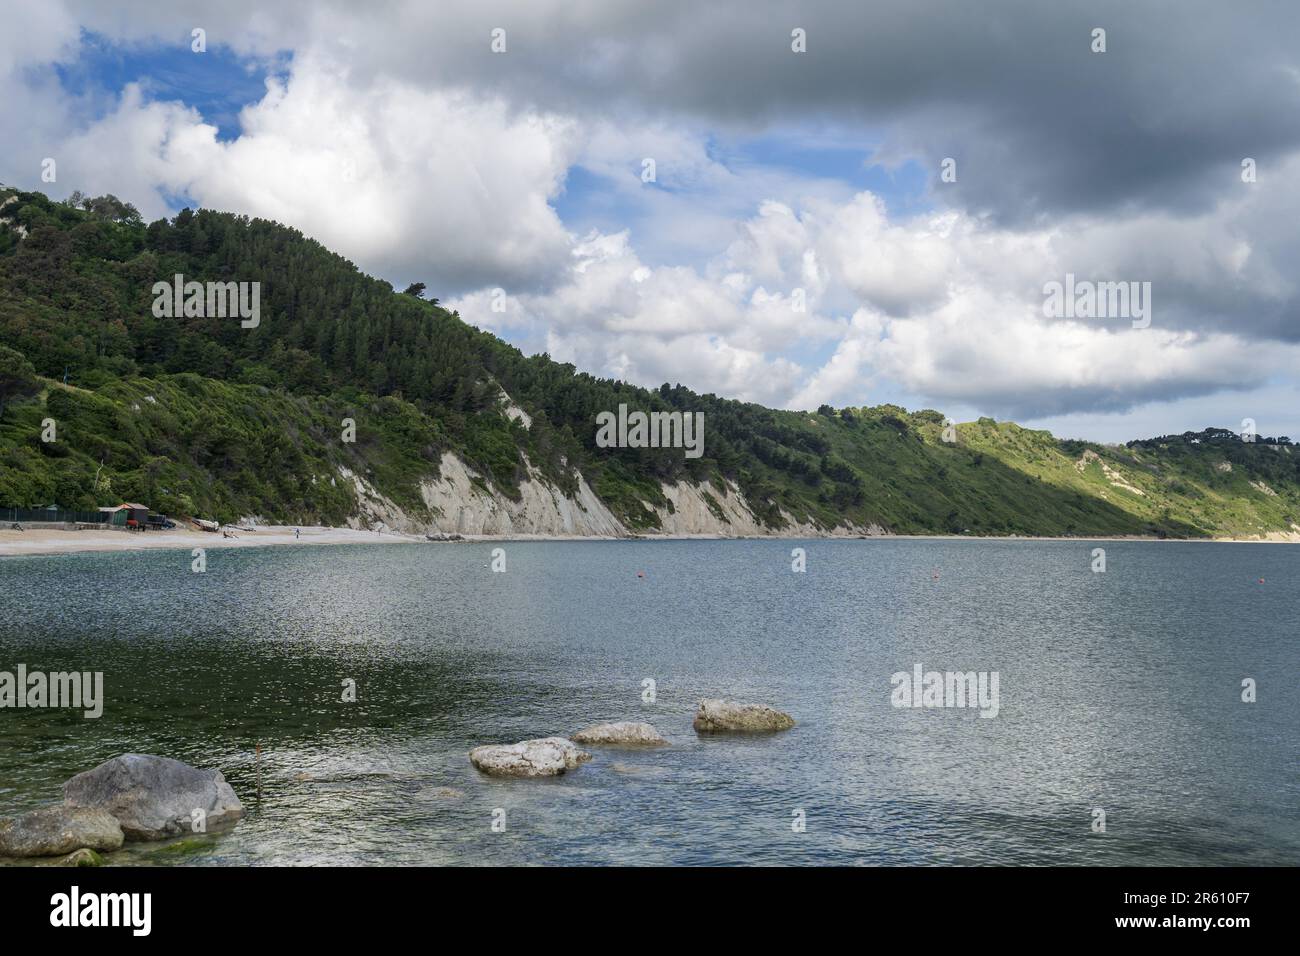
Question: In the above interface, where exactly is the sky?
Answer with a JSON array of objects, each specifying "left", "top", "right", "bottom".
[{"left": 1, "top": 0, "right": 1297, "bottom": 443}]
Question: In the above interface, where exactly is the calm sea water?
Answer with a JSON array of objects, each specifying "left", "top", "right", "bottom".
[{"left": 1, "top": 538, "right": 1296, "bottom": 866}]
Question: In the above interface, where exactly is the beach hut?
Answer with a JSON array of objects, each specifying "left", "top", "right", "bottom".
[{"left": 100, "top": 503, "right": 150, "bottom": 529}]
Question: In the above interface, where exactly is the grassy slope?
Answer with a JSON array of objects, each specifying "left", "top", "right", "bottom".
[
  {"left": 7, "top": 371, "right": 1295, "bottom": 538},
  {"left": 1, "top": 187, "right": 1298, "bottom": 536},
  {"left": 0, "top": 375, "right": 444, "bottom": 524}
]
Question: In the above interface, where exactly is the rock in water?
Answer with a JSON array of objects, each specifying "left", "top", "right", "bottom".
[
  {"left": 62, "top": 754, "right": 244, "bottom": 841},
  {"left": 0, "top": 806, "right": 124, "bottom": 857},
  {"left": 693, "top": 699, "right": 795, "bottom": 733},
  {"left": 59, "top": 847, "right": 105, "bottom": 867},
  {"left": 468, "top": 737, "right": 592, "bottom": 777},
  {"left": 571, "top": 722, "right": 669, "bottom": 746}
]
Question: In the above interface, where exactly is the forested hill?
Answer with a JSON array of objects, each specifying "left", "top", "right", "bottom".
[{"left": 1, "top": 186, "right": 1298, "bottom": 539}]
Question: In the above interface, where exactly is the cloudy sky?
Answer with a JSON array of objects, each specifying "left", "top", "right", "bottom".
[{"left": 3, "top": 0, "right": 1298, "bottom": 441}]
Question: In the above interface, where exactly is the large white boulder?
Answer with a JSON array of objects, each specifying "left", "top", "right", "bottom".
[
  {"left": 571, "top": 722, "right": 669, "bottom": 746},
  {"left": 468, "top": 737, "right": 591, "bottom": 777},
  {"left": 693, "top": 699, "right": 795, "bottom": 733}
]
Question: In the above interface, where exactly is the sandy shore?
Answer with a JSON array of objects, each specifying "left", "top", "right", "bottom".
[
  {"left": 1, "top": 524, "right": 1297, "bottom": 557},
  {"left": 0, "top": 524, "right": 428, "bottom": 557}
]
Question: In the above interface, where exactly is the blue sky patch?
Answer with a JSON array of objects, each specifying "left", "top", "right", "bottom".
[{"left": 54, "top": 31, "right": 286, "bottom": 142}]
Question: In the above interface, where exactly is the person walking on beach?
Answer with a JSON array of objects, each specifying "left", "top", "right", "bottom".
[{"left": 294, "top": 528, "right": 299, "bottom": 540}]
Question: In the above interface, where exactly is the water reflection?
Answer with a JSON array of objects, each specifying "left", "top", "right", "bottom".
[{"left": 1, "top": 539, "right": 1297, "bottom": 865}]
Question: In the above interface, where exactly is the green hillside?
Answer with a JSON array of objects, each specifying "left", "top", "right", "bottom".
[{"left": 2, "top": 186, "right": 1298, "bottom": 537}]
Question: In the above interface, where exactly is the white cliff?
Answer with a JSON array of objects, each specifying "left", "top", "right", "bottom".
[
  {"left": 339, "top": 389, "right": 888, "bottom": 538},
  {"left": 343, "top": 451, "right": 887, "bottom": 539}
]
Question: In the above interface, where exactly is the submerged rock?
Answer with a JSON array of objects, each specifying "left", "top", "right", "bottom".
[
  {"left": 150, "top": 835, "right": 216, "bottom": 856},
  {"left": 0, "top": 806, "right": 124, "bottom": 858},
  {"left": 571, "top": 722, "right": 669, "bottom": 746},
  {"left": 62, "top": 754, "right": 244, "bottom": 841},
  {"left": 468, "top": 737, "right": 591, "bottom": 777},
  {"left": 609, "top": 763, "right": 670, "bottom": 778},
  {"left": 58, "top": 847, "right": 105, "bottom": 867},
  {"left": 693, "top": 699, "right": 795, "bottom": 733}
]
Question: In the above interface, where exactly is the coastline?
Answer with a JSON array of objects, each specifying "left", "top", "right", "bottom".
[
  {"left": 0, "top": 525, "right": 428, "bottom": 558},
  {"left": 1, "top": 524, "right": 1298, "bottom": 558}
]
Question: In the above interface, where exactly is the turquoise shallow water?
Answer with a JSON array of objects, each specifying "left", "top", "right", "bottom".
[{"left": 1, "top": 538, "right": 1297, "bottom": 865}]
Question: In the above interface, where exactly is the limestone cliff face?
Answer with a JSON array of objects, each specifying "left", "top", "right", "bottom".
[
  {"left": 341, "top": 386, "right": 885, "bottom": 537},
  {"left": 650, "top": 479, "right": 879, "bottom": 537},
  {"left": 418, "top": 452, "right": 624, "bottom": 536},
  {"left": 343, "top": 453, "right": 885, "bottom": 538}
]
